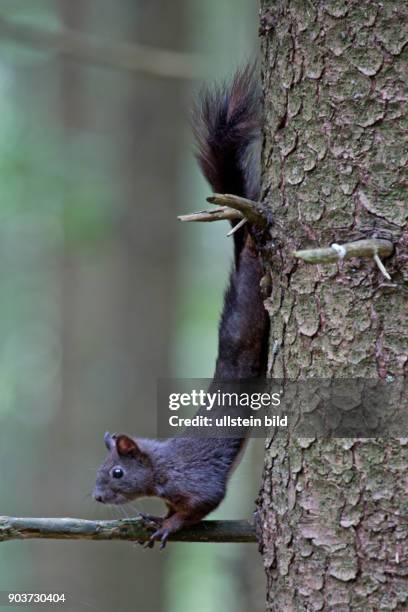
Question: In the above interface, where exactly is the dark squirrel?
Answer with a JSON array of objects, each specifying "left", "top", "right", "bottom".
[{"left": 93, "top": 66, "right": 269, "bottom": 548}]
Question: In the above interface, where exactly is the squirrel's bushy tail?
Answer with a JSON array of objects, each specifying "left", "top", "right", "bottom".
[
  {"left": 193, "top": 64, "right": 260, "bottom": 201},
  {"left": 193, "top": 65, "right": 261, "bottom": 261}
]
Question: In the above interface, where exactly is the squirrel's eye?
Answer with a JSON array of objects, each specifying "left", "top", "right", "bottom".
[{"left": 112, "top": 467, "right": 124, "bottom": 479}]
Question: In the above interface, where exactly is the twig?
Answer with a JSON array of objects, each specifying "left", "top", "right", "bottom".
[
  {"left": 293, "top": 239, "right": 393, "bottom": 265},
  {"left": 227, "top": 217, "right": 248, "bottom": 236},
  {"left": 178, "top": 206, "right": 243, "bottom": 223},
  {"left": 0, "top": 15, "right": 203, "bottom": 80},
  {"left": 207, "top": 194, "right": 267, "bottom": 228},
  {"left": 373, "top": 252, "right": 392, "bottom": 281},
  {"left": 0, "top": 516, "right": 256, "bottom": 544}
]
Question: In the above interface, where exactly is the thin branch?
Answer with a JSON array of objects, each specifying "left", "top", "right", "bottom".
[
  {"left": 178, "top": 206, "right": 243, "bottom": 223},
  {"left": 207, "top": 194, "right": 267, "bottom": 228},
  {"left": 0, "top": 516, "right": 256, "bottom": 544},
  {"left": 227, "top": 217, "right": 248, "bottom": 236},
  {"left": 0, "top": 15, "right": 204, "bottom": 80},
  {"left": 373, "top": 252, "right": 392, "bottom": 280},
  {"left": 293, "top": 239, "right": 393, "bottom": 264}
]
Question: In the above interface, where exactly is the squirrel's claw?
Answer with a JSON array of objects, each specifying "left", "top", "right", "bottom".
[
  {"left": 159, "top": 530, "right": 170, "bottom": 550},
  {"left": 144, "top": 527, "right": 170, "bottom": 550},
  {"left": 138, "top": 513, "right": 165, "bottom": 548},
  {"left": 137, "top": 513, "right": 170, "bottom": 549}
]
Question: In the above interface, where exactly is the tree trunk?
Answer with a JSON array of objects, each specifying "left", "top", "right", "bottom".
[{"left": 257, "top": 1, "right": 408, "bottom": 610}]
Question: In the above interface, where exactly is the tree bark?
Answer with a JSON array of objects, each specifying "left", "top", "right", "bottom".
[{"left": 258, "top": 1, "right": 408, "bottom": 610}]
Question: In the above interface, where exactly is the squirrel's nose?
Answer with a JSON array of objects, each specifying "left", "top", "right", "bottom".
[{"left": 93, "top": 490, "right": 105, "bottom": 503}]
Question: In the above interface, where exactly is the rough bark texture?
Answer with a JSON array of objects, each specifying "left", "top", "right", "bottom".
[{"left": 257, "top": 1, "right": 408, "bottom": 610}]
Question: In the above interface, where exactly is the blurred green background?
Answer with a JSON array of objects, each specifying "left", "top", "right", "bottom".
[{"left": 0, "top": 2, "right": 265, "bottom": 611}]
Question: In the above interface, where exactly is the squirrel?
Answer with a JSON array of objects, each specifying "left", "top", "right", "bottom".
[{"left": 93, "top": 65, "right": 269, "bottom": 548}]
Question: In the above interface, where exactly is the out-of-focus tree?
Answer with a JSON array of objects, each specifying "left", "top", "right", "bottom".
[{"left": 0, "top": 2, "right": 268, "bottom": 612}]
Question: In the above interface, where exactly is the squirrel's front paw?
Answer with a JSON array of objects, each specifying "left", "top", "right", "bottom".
[
  {"left": 144, "top": 527, "right": 170, "bottom": 550},
  {"left": 137, "top": 513, "right": 164, "bottom": 547}
]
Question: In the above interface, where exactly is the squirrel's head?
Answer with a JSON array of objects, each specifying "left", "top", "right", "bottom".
[{"left": 93, "top": 432, "right": 155, "bottom": 505}]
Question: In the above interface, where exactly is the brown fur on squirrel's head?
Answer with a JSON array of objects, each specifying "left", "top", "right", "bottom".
[{"left": 93, "top": 432, "right": 155, "bottom": 505}]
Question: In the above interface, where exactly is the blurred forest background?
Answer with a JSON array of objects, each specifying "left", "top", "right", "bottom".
[{"left": 0, "top": 2, "right": 265, "bottom": 611}]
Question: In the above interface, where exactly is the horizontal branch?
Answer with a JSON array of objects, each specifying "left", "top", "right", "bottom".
[
  {"left": 0, "top": 15, "right": 203, "bottom": 79},
  {"left": 207, "top": 194, "right": 267, "bottom": 228},
  {"left": 0, "top": 516, "right": 256, "bottom": 544},
  {"left": 178, "top": 206, "right": 243, "bottom": 223},
  {"left": 293, "top": 239, "right": 393, "bottom": 264}
]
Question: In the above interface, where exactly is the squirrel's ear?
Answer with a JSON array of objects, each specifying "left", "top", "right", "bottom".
[
  {"left": 114, "top": 434, "right": 141, "bottom": 458},
  {"left": 104, "top": 432, "right": 114, "bottom": 451}
]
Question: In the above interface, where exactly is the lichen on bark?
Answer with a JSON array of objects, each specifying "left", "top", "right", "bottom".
[{"left": 258, "top": 1, "right": 408, "bottom": 609}]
